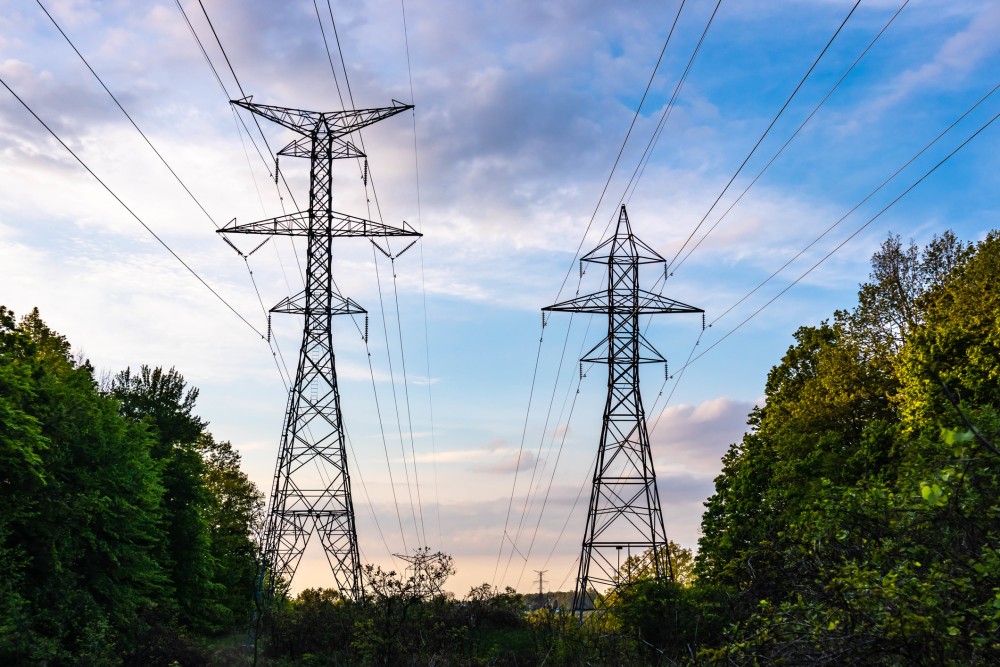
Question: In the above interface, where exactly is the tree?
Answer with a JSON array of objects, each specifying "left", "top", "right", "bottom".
[
  {"left": 0, "top": 307, "right": 166, "bottom": 664},
  {"left": 109, "top": 365, "right": 220, "bottom": 630},
  {"left": 693, "top": 232, "right": 1000, "bottom": 665},
  {"left": 110, "top": 366, "right": 206, "bottom": 458},
  {"left": 354, "top": 549, "right": 458, "bottom": 665},
  {"left": 611, "top": 541, "right": 696, "bottom": 588},
  {"left": 197, "top": 433, "right": 264, "bottom": 627}
]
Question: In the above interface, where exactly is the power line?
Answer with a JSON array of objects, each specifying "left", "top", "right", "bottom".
[
  {"left": 512, "top": 369, "right": 587, "bottom": 591},
  {"left": 37, "top": 0, "right": 303, "bottom": 401},
  {"left": 184, "top": 0, "right": 305, "bottom": 222},
  {"left": 666, "top": 0, "right": 862, "bottom": 271},
  {"left": 0, "top": 73, "right": 263, "bottom": 338},
  {"left": 39, "top": 0, "right": 327, "bottom": 501},
  {"left": 676, "top": 102, "right": 1000, "bottom": 376},
  {"left": 633, "top": 0, "right": 897, "bottom": 439},
  {"left": 36, "top": 0, "right": 221, "bottom": 230},
  {"left": 318, "top": 1, "right": 431, "bottom": 551},
  {"left": 391, "top": 259, "right": 428, "bottom": 548},
  {"left": 173, "top": 0, "right": 307, "bottom": 291},
  {"left": 550, "top": 0, "right": 691, "bottom": 304},
  {"left": 372, "top": 246, "right": 423, "bottom": 546},
  {"left": 707, "top": 80, "right": 999, "bottom": 331},
  {"left": 670, "top": 0, "right": 911, "bottom": 275},
  {"left": 401, "top": 0, "right": 445, "bottom": 551},
  {"left": 497, "top": 314, "right": 579, "bottom": 585},
  {"left": 363, "top": 327, "right": 411, "bottom": 556},
  {"left": 307, "top": 0, "right": 413, "bottom": 556},
  {"left": 491, "top": 323, "right": 547, "bottom": 586},
  {"left": 628, "top": 0, "right": 913, "bottom": 433},
  {"left": 635, "top": 0, "right": 911, "bottom": 414},
  {"left": 617, "top": 0, "right": 724, "bottom": 217}
]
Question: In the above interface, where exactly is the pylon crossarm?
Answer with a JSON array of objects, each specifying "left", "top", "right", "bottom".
[
  {"left": 543, "top": 289, "right": 701, "bottom": 314},
  {"left": 279, "top": 136, "right": 365, "bottom": 160},
  {"left": 232, "top": 98, "right": 324, "bottom": 134},
  {"left": 582, "top": 235, "right": 665, "bottom": 266},
  {"left": 218, "top": 211, "right": 421, "bottom": 238},
  {"left": 580, "top": 332, "right": 667, "bottom": 364},
  {"left": 317, "top": 101, "right": 414, "bottom": 137},
  {"left": 271, "top": 291, "right": 366, "bottom": 316},
  {"left": 233, "top": 98, "right": 413, "bottom": 138},
  {"left": 635, "top": 289, "right": 703, "bottom": 313}
]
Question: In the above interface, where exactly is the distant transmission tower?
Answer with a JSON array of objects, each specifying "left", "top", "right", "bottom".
[
  {"left": 220, "top": 97, "right": 419, "bottom": 599},
  {"left": 543, "top": 205, "right": 702, "bottom": 617}
]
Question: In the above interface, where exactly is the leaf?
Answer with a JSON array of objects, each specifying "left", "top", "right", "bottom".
[{"left": 920, "top": 483, "right": 946, "bottom": 506}]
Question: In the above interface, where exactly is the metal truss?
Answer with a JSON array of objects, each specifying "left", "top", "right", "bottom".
[
  {"left": 543, "top": 205, "right": 702, "bottom": 618},
  {"left": 221, "top": 97, "right": 419, "bottom": 600}
]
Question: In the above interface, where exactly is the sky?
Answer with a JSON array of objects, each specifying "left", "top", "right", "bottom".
[{"left": 1, "top": 0, "right": 999, "bottom": 596}]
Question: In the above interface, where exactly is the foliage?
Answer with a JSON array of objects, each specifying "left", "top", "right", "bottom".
[
  {"left": 694, "top": 231, "right": 1000, "bottom": 664},
  {"left": 0, "top": 307, "right": 261, "bottom": 663},
  {"left": 0, "top": 307, "right": 166, "bottom": 664},
  {"left": 266, "top": 555, "right": 537, "bottom": 666}
]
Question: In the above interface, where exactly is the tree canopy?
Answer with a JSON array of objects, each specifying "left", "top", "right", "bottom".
[{"left": 0, "top": 308, "right": 261, "bottom": 664}]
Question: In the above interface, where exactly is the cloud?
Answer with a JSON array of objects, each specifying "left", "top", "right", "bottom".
[
  {"left": 413, "top": 448, "right": 491, "bottom": 464},
  {"left": 866, "top": 4, "right": 1000, "bottom": 116},
  {"left": 471, "top": 450, "right": 537, "bottom": 474},
  {"left": 650, "top": 396, "right": 757, "bottom": 476},
  {"left": 481, "top": 438, "right": 508, "bottom": 452},
  {"left": 550, "top": 423, "right": 571, "bottom": 440}
]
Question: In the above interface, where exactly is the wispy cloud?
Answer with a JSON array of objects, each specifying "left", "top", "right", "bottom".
[
  {"left": 851, "top": 4, "right": 1000, "bottom": 122},
  {"left": 471, "top": 450, "right": 538, "bottom": 474}
]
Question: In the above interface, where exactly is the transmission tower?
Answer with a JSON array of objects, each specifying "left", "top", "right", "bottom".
[
  {"left": 220, "top": 96, "right": 420, "bottom": 599},
  {"left": 543, "top": 205, "right": 702, "bottom": 617},
  {"left": 534, "top": 569, "right": 548, "bottom": 608}
]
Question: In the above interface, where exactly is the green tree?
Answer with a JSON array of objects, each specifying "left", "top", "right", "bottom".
[
  {"left": 197, "top": 432, "right": 264, "bottom": 627},
  {"left": 110, "top": 365, "right": 214, "bottom": 630},
  {"left": 694, "top": 232, "right": 1000, "bottom": 665},
  {"left": 0, "top": 307, "right": 166, "bottom": 664}
]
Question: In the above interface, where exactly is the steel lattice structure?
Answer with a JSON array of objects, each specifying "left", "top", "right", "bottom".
[
  {"left": 220, "top": 97, "right": 419, "bottom": 599},
  {"left": 543, "top": 205, "right": 702, "bottom": 617}
]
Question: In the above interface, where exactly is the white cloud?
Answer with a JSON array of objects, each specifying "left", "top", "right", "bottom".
[{"left": 864, "top": 4, "right": 1000, "bottom": 117}]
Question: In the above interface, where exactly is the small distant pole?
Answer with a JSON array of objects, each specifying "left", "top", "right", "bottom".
[{"left": 534, "top": 569, "right": 548, "bottom": 608}]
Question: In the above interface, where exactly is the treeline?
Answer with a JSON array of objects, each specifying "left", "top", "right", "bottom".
[
  {"left": 3, "top": 228, "right": 998, "bottom": 665},
  {"left": 0, "top": 307, "right": 261, "bottom": 664}
]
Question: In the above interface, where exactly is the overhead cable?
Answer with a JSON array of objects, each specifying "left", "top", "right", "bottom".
[{"left": 0, "top": 74, "right": 263, "bottom": 338}]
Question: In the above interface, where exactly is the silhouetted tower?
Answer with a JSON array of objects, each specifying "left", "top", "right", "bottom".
[
  {"left": 543, "top": 205, "right": 702, "bottom": 617},
  {"left": 220, "top": 97, "right": 419, "bottom": 599},
  {"left": 534, "top": 569, "right": 548, "bottom": 608}
]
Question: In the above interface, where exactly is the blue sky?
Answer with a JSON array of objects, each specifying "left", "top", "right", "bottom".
[{"left": 2, "top": 0, "right": 998, "bottom": 595}]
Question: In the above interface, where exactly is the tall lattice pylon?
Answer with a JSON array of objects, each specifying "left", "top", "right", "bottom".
[
  {"left": 220, "top": 97, "right": 420, "bottom": 599},
  {"left": 543, "top": 205, "right": 702, "bottom": 617}
]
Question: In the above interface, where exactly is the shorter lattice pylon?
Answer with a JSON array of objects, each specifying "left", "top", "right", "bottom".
[{"left": 543, "top": 205, "right": 702, "bottom": 617}]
